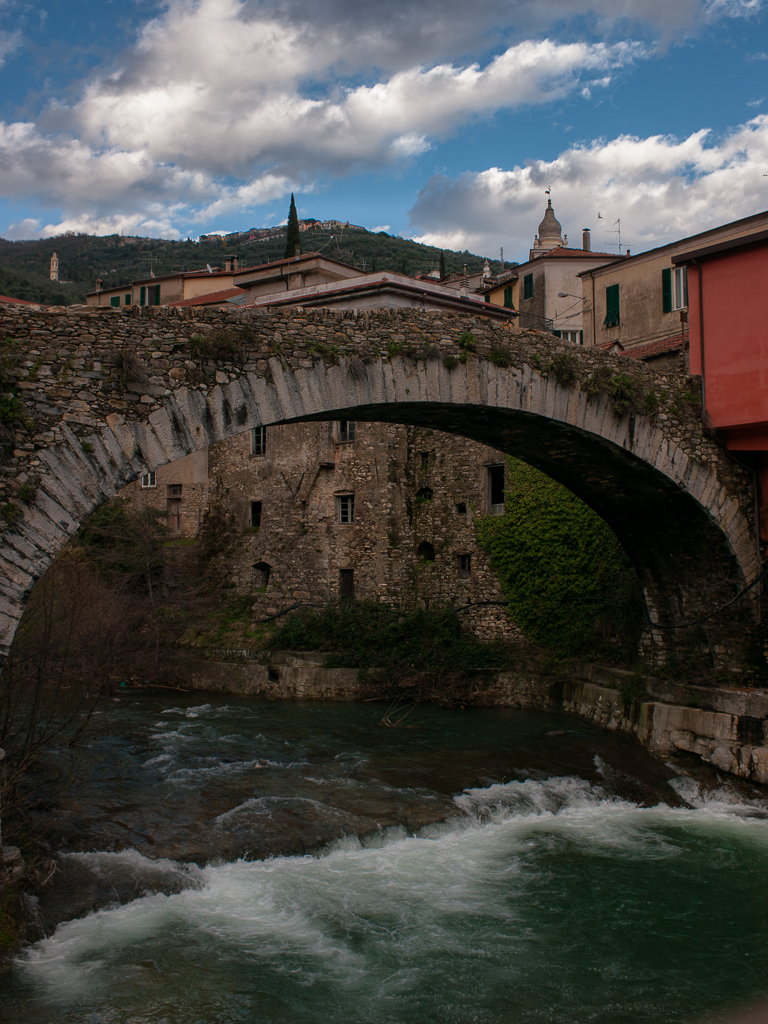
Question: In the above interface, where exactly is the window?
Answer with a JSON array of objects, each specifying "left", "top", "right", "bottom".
[
  {"left": 503, "top": 285, "right": 515, "bottom": 309},
  {"left": 420, "top": 451, "right": 430, "bottom": 470},
  {"left": 250, "top": 500, "right": 262, "bottom": 528},
  {"left": 337, "top": 493, "right": 354, "bottom": 524},
  {"left": 251, "top": 426, "right": 266, "bottom": 455},
  {"left": 110, "top": 296, "right": 120, "bottom": 307},
  {"left": 124, "top": 294, "right": 131, "bottom": 305},
  {"left": 487, "top": 464, "right": 505, "bottom": 516},
  {"left": 338, "top": 420, "right": 355, "bottom": 443},
  {"left": 662, "top": 267, "right": 688, "bottom": 312},
  {"left": 140, "top": 471, "right": 156, "bottom": 488},
  {"left": 416, "top": 487, "right": 433, "bottom": 502},
  {"left": 154, "top": 284, "right": 161, "bottom": 306},
  {"left": 253, "top": 561, "right": 271, "bottom": 588},
  {"left": 167, "top": 484, "right": 182, "bottom": 531},
  {"left": 456, "top": 502, "right": 467, "bottom": 515},
  {"left": 603, "top": 283, "right": 620, "bottom": 327},
  {"left": 553, "top": 330, "right": 584, "bottom": 345},
  {"left": 417, "top": 541, "right": 435, "bottom": 562},
  {"left": 139, "top": 285, "right": 146, "bottom": 307},
  {"left": 457, "top": 553, "right": 472, "bottom": 578},
  {"left": 523, "top": 274, "right": 533, "bottom": 300},
  {"left": 339, "top": 569, "right": 354, "bottom": 600}
]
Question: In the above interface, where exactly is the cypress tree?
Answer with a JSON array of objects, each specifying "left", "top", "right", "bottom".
[
  {"left": 371, "top": 257, "right": 377, "bottom": 273},
  {"left": 401, "top": 256, "right": 406, "bottom": 275},
  {"left": 284, "top": 194, "right": 303, "bottom": 259},
  {"left": 439, "top": 251, "right": 446, "bottom": 280}
]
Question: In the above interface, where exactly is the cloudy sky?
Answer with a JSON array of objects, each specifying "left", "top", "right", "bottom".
[{"left": 1, "top": 0, "right": 768, "bottom": 260}]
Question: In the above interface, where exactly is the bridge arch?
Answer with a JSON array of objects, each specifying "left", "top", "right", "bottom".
[{"left": 0, "top": 306, "right": 758, "bottom": 668}]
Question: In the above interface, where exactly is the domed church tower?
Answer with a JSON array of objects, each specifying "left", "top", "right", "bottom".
[{"left": 530, "top": 199, "right": 566, "bottom": 259}]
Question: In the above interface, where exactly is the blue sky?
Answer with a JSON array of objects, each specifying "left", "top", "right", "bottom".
[{"left": 1, "top": 0, "right": 767, "bottom": 261}]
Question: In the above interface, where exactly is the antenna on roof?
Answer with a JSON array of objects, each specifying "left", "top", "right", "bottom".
[
  {"left": 206, "top": 264, "right": 213, "bottom": 274},
  {"left": 545, "top": 186, "right": 551, "bottom": 195}
]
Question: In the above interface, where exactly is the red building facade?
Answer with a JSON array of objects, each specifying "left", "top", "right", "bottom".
[{"left": 674, "top": 229, "right": 768, "bottom": 538}]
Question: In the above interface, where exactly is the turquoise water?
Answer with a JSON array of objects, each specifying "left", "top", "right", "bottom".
[{"left": 3, "top": 695, "right": 768, "bottom": 1024}]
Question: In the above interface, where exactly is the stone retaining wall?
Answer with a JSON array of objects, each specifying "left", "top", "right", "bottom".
[{"left": 157, "top": 649, "right": 768, "bottom": 786}]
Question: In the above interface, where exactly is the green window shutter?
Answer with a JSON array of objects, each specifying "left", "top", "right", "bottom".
[
  {"left": 523, "top": 274, "right": 533, "bottom": 300},
  {"left": 139, "top": 286, "right": 146, "bottom": 306},
  {"left": 485, "top": 294, "right": 490, "bottom": 303},
  {"left": 124, "top": 294, "right": 131, "bottom": 305},
  {"left": 503, "top": 285, "right": 514, "bottom": 309},
  {"left": 661, "top": 267, "right": 672, "bottom": 313},
  {"left": 110, "top": 296, "right": 120, "bottom": 307},
  {"left": 603, "top": 283, "right": 620, "bottom": 327},
  {"left": 154, "top": 284, "right": 161, "bottom": 305},
  {"left": 553, "top": 330, "right": 562, "bottom": 338},
  {"left": 579, "top": 331, "right": 583, "bottom": 345}
]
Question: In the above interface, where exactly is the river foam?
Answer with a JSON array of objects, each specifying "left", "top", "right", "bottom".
[{"left": 13, "top": 776, "right": 768, "bottom": 1024}]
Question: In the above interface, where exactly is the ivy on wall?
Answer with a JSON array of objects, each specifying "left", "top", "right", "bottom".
[{"left": 475, "top": 457, "right": 642, "bottom": 659}]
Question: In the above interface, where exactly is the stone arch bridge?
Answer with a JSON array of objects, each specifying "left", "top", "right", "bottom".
[{"left": 0, "top": 304, "right": 759, "bottom": 670}]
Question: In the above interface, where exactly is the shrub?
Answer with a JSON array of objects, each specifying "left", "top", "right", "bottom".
[
  {"left": 458, "top": 331, "right": 477, "bottom": 352},
  {"left": 1, "top": 502, "right": 23, "bottom": 528},
  {"left": 17, "top": 483, "right": 36, "bottom": 505},
  {"left": 548, "top": 353, "right": 577, "bottom": 386},
  {"left": 487, "top": 348, "right": 511, "bottom": 368},
  {"left": 266, "top": 602, "right": 509, "bottom": 675},
  {"left": 189, "top": 330, "right": 243, "bottom": 360}
]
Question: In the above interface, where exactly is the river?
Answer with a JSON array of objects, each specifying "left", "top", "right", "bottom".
[{"left": 2, "top": 692, "right": 768, "bottom": 1024}]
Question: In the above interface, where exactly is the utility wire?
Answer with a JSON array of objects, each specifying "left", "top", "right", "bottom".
[{"left": 642, "top": 566, "right": 768, "bottom": 630}]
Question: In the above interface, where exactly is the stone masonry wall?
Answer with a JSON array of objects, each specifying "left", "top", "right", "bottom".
[{"left": 197, "top": 420, "right": 526, "bottom": 642}]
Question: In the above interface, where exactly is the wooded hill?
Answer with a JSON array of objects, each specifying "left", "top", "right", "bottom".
[{"left": 0, "top": 226, "right": 513, "bottom": 306}]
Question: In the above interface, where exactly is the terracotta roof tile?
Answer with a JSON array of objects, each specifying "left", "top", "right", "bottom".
[{"left": 170, "top": 287, "right": 246, "bottom": 307}]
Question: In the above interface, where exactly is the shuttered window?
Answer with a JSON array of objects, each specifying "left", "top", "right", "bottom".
[
  {"left": 110, "top": 296, "right": 120, "bottom": 307},
  {"left": 523, "top": 274, "right": 533, "bottom": 300},
  {"left": 661, "top": 268, "right": 672, "bottom": 313},
  {"left": 604, "top": 284, "right": 620, "bottom": 327},
  {"left": 124, "top": 294, "right": 131, "bottom": 305},
  {"left": 154, "top": 284, "right": 161, "bottom": 305},
  {"left": 139, "top": 286, "right": 146, "bottom": 307},
  {"left": 503, "top": 286, "right": 515, "bottom": 309}
]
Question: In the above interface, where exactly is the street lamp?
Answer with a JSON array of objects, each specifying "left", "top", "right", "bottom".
[{"left": 557, "top": 291, "right": 581, "bottom": 299}]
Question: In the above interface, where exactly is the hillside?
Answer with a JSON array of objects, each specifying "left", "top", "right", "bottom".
[{"left": 0, "top": 226, "right": 512, "bottom": 306}]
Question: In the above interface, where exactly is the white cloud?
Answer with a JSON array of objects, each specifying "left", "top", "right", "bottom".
[
  {"left": 0, "top": 0, "right": 649, "bottom": 232},
  {"left": 5, "top": 217, "right": 41, "bottom": 240},
  {"left": 409, "top": 116, "right": 768, "bottom": 259},
  {"left": 0, "top": 29, "right": 20, "bottom": 66},
  {"left": 0, "top": 0, "right": 762, "bottom": 234},
  {"left": 370, "top": 225, "right": 391, "bottom": 233}
]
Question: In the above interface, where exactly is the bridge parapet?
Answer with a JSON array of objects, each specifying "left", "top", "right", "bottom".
[{"left": 0, "top": 305, "right": 760, "bottom": 672}]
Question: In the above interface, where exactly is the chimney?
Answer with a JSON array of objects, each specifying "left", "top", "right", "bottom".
[
  {"left": 582, "top": 228, "right": 591, "bottom": 251},
  {"left": 294, "top": 245, "right": 301, "bottom": 261}
]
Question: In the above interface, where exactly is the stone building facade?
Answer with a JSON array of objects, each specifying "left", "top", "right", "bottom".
[
  {"left": 116, "top": 416, "right": 524, "bottom": 641},
  {"left": 123, "top": 448, "right": 209, "bottom": 540},
  {"left": 193, "top": 420, "right": 524, "bottom": 642}
]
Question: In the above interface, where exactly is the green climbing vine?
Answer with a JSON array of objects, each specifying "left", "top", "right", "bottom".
[{"left": 475, "top": 457, "right": 643, "bottom": 658}]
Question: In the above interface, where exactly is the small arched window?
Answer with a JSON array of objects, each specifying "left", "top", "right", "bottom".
[
  {"left": 417, "top": 541, "right": 435, "bottom": 562},
  {"left": 253, "top": 561, "right": 271, "bottom": 588}
]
